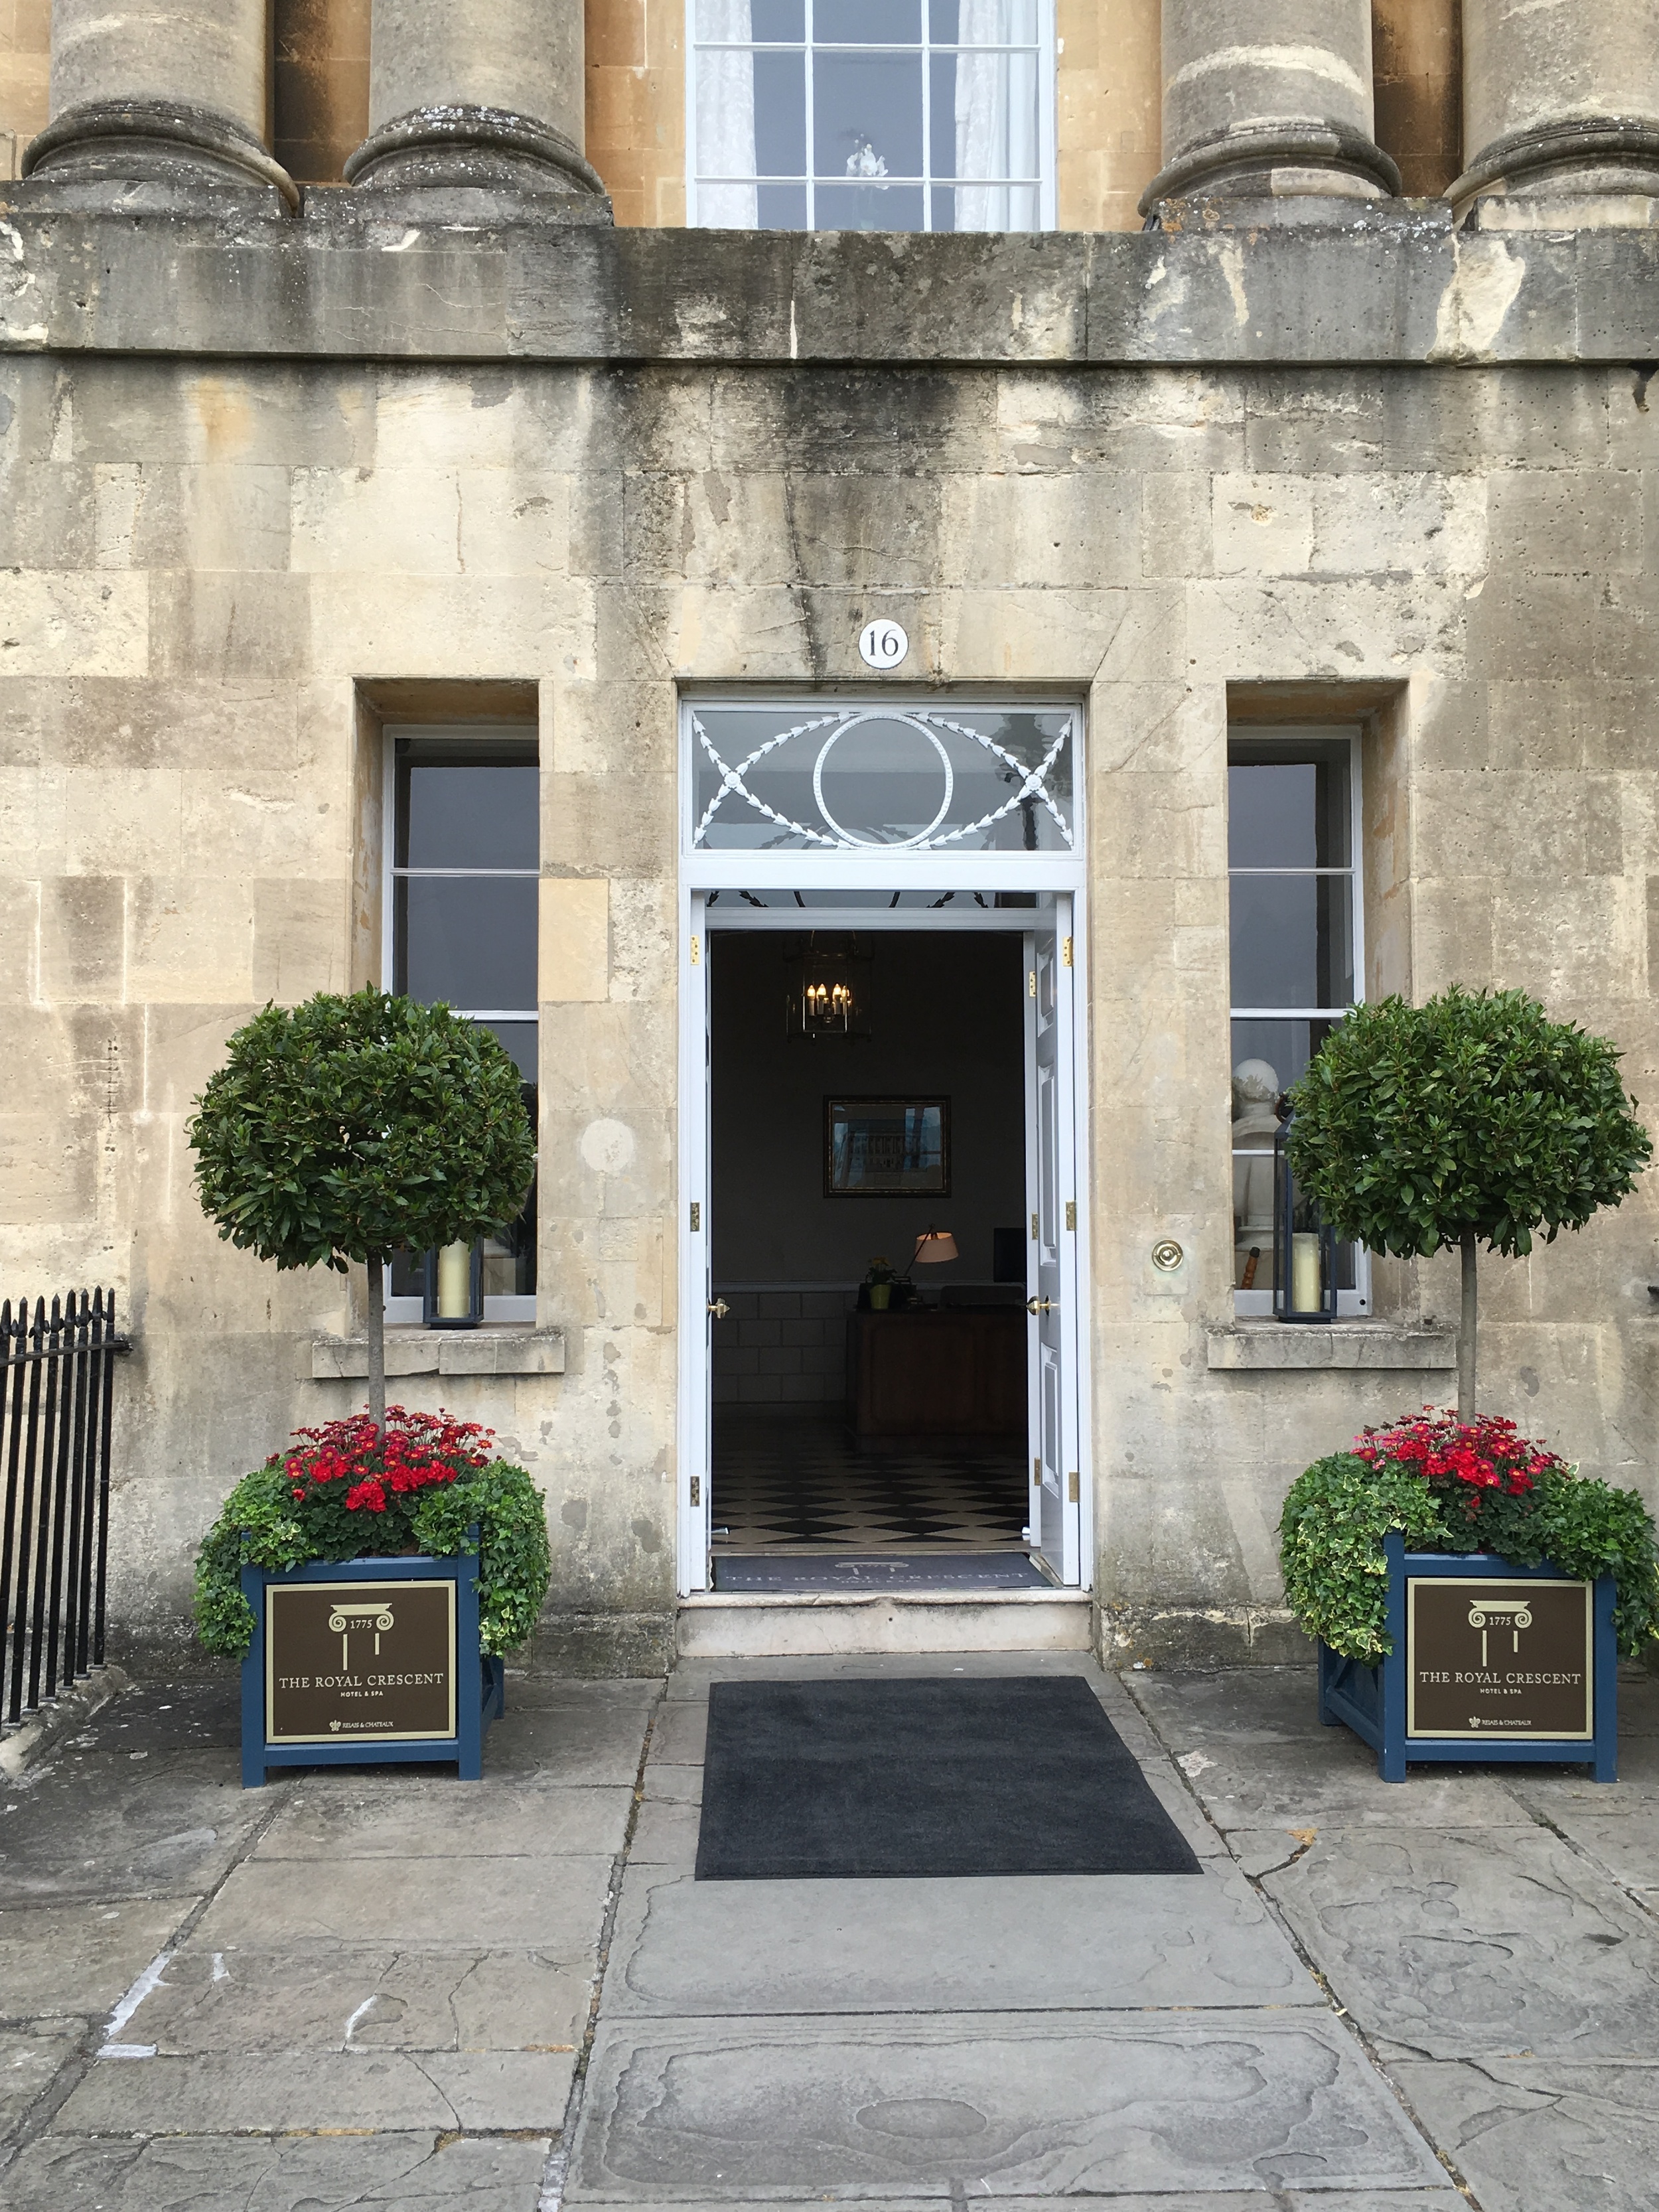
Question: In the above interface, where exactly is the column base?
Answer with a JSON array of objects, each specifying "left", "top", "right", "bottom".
[
  {"left": 344, "top": 105, "right": 611, "bottom": 219},
  {"left": 1139, "top": 124, "right": 1401, "bottom": 218},
  {"left": 22, "top": 100, "right": 298, "bottom": 208},
  {"left": 1449, "top": 119, "right": 1659, "bottom": 207}
]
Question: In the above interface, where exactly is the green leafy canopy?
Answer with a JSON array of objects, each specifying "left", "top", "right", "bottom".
[
  {"left": 186, "top": 990, "right": 536, "bottom": 1270},
  {"left": 1285, "top": 985, "right": 1652, "bottom": 1261}
]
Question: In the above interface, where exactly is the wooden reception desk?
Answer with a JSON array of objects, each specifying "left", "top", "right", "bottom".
[{"left": 846, "top": 1307, "right": 1025, "bottom": 1445}]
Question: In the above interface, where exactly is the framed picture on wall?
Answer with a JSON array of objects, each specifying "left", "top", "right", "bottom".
[{"left": 825, "top": 1097, "right": 950, "bottom": 1199}]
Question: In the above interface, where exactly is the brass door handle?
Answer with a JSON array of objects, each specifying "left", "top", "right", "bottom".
[
  {"left": 707, "top": 1299, "right": 730, "bottom": 1319},
  {"left": 1027, "top": 1297, "right": 1055, "bottom": 1315}
]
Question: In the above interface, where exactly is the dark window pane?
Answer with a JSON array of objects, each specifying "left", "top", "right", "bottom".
[
  {"left": 397, "top": 877, "right": 538, "bottom": 1009},
  {"left": 750, "top": 0, "right": 804, "bottom": 35},
  {"left": 1228, "top": 747, "right": 1351, "bottom": 869},
  {"left": 757, "top": 181, "right": 810, "bottom": 226},
  {"left": 754, "top": 50, "right": 806, "bottom": 174},
  {"left": 819, "top": 0, "right": 919, "bottom": 37},
  {"left": 815, "top": 52, "right": 923, "bottom": 181},
  {"left": 479, "top": 1019, "right": 538, "bottom": 1080},
  {"left": 929, "top": 0, "right": 960, "bottom": 36},
  {"left": 399, "top": 763, "right": 539, "bottom": 870},
  {"left": 929, "top": 51, "right": 957, "bottom": 177},
  {"left": 1229, "top": 873, "right": 1354, "bottom": 1009},
  {"left": 814, "top": 181, "right": 925, "bottom": 230}
]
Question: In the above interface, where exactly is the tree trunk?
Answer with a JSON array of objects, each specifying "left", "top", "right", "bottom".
[
  {"left": 1457, "top": 1228, "right": 1478, "bottom": 1423},
  {"left": 366, "top": 1253, "right": 386, "bottom": 1438}
]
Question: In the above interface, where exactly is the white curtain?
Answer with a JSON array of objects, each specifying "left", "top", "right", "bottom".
[
  {"left": 696, "top": 0, "right": 758, "bottom": 227},
  {"left": 954, "top": 0, "right": 1039, "bottom": 232}
]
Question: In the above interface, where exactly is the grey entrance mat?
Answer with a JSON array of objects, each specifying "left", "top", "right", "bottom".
[
  {"left": 694, "top": 1675, "right": 1203, "bottom": 1879},
  {"left": 711, "top": 1552, "right": 1047, "bottom": 1592}
]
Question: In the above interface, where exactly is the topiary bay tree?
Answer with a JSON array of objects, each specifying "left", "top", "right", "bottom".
[
  {"left": 187, "top": 990, "right": 536, "bottom": 1434},
  {"left": 1286, "top": 986, "right": 1652, "bottom": 1420}
]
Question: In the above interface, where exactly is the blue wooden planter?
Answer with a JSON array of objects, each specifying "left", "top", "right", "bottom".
[
  {"left": 240, "top": 1545, "right": 506, "bottom": 1788},
  {"left": 1319, "top": 1530, "right": 1617, "bottom": 1783}
]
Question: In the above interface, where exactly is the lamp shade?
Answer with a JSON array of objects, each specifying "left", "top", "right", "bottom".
[{"left": 913, "top": 1229, "right": 959, "bottom": 1265}]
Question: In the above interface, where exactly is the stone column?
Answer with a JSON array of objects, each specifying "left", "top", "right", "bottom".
[
  {"left": 23, "top": 0, "right": 298, "bottom": 202},
  {"left": 342, "top": 0, "right": 607, "bottom": 207},
  {"left": 1139, "top": 0, "right": 1400, "bottom": 214},
  {"left": 1453, "top": 0, "right": 1659, "bottom": 204}
]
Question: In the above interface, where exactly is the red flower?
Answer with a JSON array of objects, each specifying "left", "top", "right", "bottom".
[
  {"left": 276, "top": 1406, "right": 494, "bottom": 1515},
  {"left": 1354, "top": 1408, "right": 1565, "bottom": 1501}
]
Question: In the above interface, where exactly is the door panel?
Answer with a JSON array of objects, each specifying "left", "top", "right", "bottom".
[
  {"left": 678, "top": 895, "right": 713, "bottom": 1592},
  {"left": 1026, "top": 905, "right": 1081, "bottom": 1584}
]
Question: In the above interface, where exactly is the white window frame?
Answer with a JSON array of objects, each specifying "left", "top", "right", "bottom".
[
  {"left": 1229, "top": 725, "right": 1370, "bottom": 1320},
  {"left": 685, "top": 0, "right": 1058, "bottom": 233},
  {"left": 381, "top": 724, "right": 539, "bottom": 1325}
]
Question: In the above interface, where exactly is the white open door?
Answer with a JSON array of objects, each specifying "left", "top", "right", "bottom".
[
  {"left": 676, "top": 895, "right": 713, "bottom": 1593},
  {"left": 1025, "top": 900, "right": 1082, "bottom": 1585}
]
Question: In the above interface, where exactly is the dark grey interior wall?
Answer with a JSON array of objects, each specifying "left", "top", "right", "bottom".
[{"left": 710, "top": 931, "right": 1026, "bottom": 1284}]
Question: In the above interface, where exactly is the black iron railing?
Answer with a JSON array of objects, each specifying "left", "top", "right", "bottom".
[{"left": 1, "top": 1290, "right": 129, "bottom": 1729}]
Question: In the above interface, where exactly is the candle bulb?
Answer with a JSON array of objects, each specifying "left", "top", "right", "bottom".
[
  {"left": 437, "top": 1240, "right": 472, "bottom": 1320},
  {"left": 1291, "top": 1232, "right": 1321, "bottom": 1313}
]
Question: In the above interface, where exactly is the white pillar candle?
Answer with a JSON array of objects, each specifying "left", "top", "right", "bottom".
[
  {"left": 1291, "top": 1232, "right": 1323, "bottom": 1314},
  {"left": 437, "top": 1240, "right": 472, "bottom": 1319}
]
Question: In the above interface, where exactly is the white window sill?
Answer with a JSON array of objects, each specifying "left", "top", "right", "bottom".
[
  {"left": 1206, "top": 1323, "right": 1457, "bottom": 1372},
  {"left": 311, "top": 1325, "right": 565, "bottom": 1380}
]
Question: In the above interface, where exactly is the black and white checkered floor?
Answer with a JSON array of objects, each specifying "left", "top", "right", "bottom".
[{"left": 711, "top": 1415, "right": 1029, "bottom": 1552}]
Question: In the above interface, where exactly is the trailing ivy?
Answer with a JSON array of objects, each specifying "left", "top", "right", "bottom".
[
  {"left": 1279, "top": 1416, "right": 1659, "bottom": 1664},
  {"left": 192, "top": 1410, "right": 551, "bottom": 1661}
]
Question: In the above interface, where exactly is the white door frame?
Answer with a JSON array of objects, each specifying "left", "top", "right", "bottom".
[{"left": 676, "top": 696, "right": 1092, "bottom": 1597}]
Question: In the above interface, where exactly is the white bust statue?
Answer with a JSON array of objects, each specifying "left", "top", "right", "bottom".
[{"left": 1231, "top": 1059, "right": 1281, "bottom": 1286}]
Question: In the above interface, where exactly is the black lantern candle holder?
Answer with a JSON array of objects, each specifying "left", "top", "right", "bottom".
[
  {"left": 423, "top": 1238, "right": 484, "bottom": 1328},
  {"left": 1273, "top": 1104, "right": 1337, "bottom": 1323}
]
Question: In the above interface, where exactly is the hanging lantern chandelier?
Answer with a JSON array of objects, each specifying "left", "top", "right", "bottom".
[{"left": 784, "top": 936, "right": 872, "bottom": 1043}]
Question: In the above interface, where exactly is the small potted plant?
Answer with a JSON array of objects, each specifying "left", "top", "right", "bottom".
[
  {"left": 186, "top": 988, "right": 544, "bottom": 1784},
  {"left": 864, "top": 1256, "right": 897, "bottom": 1311}
]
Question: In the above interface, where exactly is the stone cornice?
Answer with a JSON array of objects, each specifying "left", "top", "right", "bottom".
[{"left": 0, "top": 191, "right": 1656, "bottom": 367}]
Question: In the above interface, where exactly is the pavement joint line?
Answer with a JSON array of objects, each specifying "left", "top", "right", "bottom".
[
  {"left": 0, "top": 1674, "right": 297, "bottom": 2177},
  {"left": 538, "top": 1668, "right": 670, "bottom": 2212},
  {"left": 1496, "top": 1767, "right": 1659, "bottom": 1927},
  {"left": 1118, "top": 1668, "right": 1491, "bottom": 2212}
]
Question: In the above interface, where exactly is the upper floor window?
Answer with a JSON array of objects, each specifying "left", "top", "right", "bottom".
[
  {"left": 1228, "top": 729, "right": 1368, "bottom": 1318},
  {"left": 689, "top": 1, "right": 1052, "bottom": 232}
]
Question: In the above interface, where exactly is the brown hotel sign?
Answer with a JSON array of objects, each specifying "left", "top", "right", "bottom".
[
  {"left": 1407, "top": 1577, "right": 1593, "bottom": 1741},
  {"left": 265, "top": 1578, "right": 457, "bottom": 1744}
]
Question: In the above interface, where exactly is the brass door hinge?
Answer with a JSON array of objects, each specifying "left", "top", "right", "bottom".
[
  {"left": 1067, "top": 1470, "right": 1080, "bottom": 1504},
  {"left": 1031, "top": 1211, "right": 1039, "bottom": 1239},
  {"left": 689, "top": 936, "right": 700, "bottom": 965},
  {"left": 1033, "top": 1456, "right": 1042, "bottom": 1485},
  {"left": 1028, "top": 969, "right": 1037, "bottom": 997},
  {"left": 1061, "top": 937, "right": 1072, "bottom": 967},
  {"left": 689, "top": 1475, "right": 701, "bottom": 1506},
  {"left": 689, "top": 1201, "right": 701, "bottom": 1232},
  {"left": 1065, "top": 1199, "right": 1076, "bottom": 1231}
]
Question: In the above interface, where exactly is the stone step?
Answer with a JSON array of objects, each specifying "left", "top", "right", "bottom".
[{"left": 676, "top": 1587, "right": 1096, "bottom": 1659}]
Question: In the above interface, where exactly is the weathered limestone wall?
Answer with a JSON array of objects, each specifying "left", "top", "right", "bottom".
[
  {"left": 1, "top": 210, "right": 1656, "bottom": 1666},
  {"left": 1372, "top": 0, "right": 1460, "bottom": 198},
  {"left": 273, "top": 0, "right": 370, "bottom": 188}
]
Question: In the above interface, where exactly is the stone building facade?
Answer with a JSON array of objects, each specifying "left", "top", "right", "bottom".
[{"left": 1, "top": 1, "right": 1657, "bottom": 1672}]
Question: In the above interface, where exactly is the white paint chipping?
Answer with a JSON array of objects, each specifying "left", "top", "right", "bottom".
[
  {"left": 1177, "top": 1750, "right": 1216, "bottom": 1779},
  {"left": 344, "top": 1992, "right": 378, "bottom": 2043},
  {"left": 211, "top": 1952, "right": 228, "bottom": 1982},
  {"left": 98, "top": 1947, "right": 170, "bottom": 2059}
]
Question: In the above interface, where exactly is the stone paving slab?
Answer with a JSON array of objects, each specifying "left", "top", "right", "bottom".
[
  {"left": 0, "top": 2029, "right": 78, "bottom": 2136},
  {"left": 188, "top": 1851, "right": 614, "bottom": 1951},
  {"left": 0, "top": 1751, "right": 267, "bottom": 1905},
  {"left": 481, "top": 1682, "right": 662, "bottom": 1786},
  {"left": 2, "top": 2126, "right": 552, "bottom": 2209},
  {"left": 563, "top": 2199, "right": 1469, "bottom": 2212},
  {"left": 1261, "top": 1824, "right": 1659, "bottom": 2061},
  {"left": 57, "top": 2043, "right": 575, "bottom": 2134},
  {"left": 0, "top": 1895, "right": 195, "bottom": 2019},
  {"left": 605, "top": 1864, "right": 1320, "bottom": 2017},
  {"left": 250, "top": 1774, "right": 633, "bottom": 1860},
  {"left": 569, "top": 2011, "right": 1448, "bottom": 2198},
  {"left": 1390, "top": 2057, "right": 1659, "bottom": 2212},
  {"left": 119, "top": 1943, "right": 590, "bottom": 2055}
]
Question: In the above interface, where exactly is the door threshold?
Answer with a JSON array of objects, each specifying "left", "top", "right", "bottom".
[{"left": 678, "top": 1585, "right": 1094, "bottom": 1659}]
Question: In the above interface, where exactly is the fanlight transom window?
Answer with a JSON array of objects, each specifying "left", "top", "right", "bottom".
[
  {"left": 690, "top": 703, "right": 1074, "bottom": 852},
  {"left": 691, "top": 1, "right": 1050, "bottom": 233}
]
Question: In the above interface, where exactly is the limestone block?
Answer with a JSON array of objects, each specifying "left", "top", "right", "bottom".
[
  {"left": 547, "top": 679, "right": 677, "bottom": 779},
  {"left": 126, "top": 877, "right": 255, "bottom": 1003},
  {"left": 1311, "top": 472, "right": 1488, "bottom": 578},
  {"left": 0, "top": 1109, "right": 95, "bottom": 1224},
  {"left": 64, "top": 765, "right": 184, "bottom": 875},
  {"left": 36, "top": 874, "right": 121, "bottom": 1001},
  {"left": 252, "top": 877, "right": 348, "bottom": 1001},
  {"left": 308, "top": 575, "right": 597, "bottom": 682},
  {"left": 311, "top": 1327, "right": 566, "bottom": 1378},
  {"left": 0, "top": 570, "right": 145, "bottom": 676},
  {"left": 0, "top": 460, "right": 94, "bottom": 565},
  {"left": 372, "top": 374, "right": 534, "bottom": 470},
  {"left": 1206, "top": 1325, "right": 1458, "bottom": 1371},
  {"left": 784, "top": 475, "right": 948, "bottom": 593},
  {"left": 1488, "top": 468, "right": 1643, "bottom": 576},
  {"left": 540, "top": 877, "right": 608, "bottom": 1002},
  {"left": 0, "top": 761, "right": 66, "bottom": 874},
  {"left": 291, "top": 464, "right": 460, "bottom": 574},
  {"left": 139, "top": 462, "right": 293, "bottom": 573},
  {"left": 1212, "top": 474, "right": 1314, "bottom": 575},
  {"left": 621, "top": 470, "right": 797, "bottom": 589},
  {"left": 39, "top": 674, "right": 301, "bottom": 773},
  {"left": 605, "top": 873, "right": 674, "bottom": 1008},
  {"left": 148, "top": 572, "right": 311, "bottom": 682},
  {"left": 940, "top": 471, "right": 1141, "bottom": 591},
  {"left": 1189, "top": 575, "right": 1466, "bottom": 683},
  {"left": 1139, "top": 472, "right": 1214, "bottom": 581},
  {"left": 456, "top": 469, "right": 571, "bottom": 577}
]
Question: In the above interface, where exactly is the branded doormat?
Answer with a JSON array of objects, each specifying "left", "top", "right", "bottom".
[{"left": 694, "top": 1676, "right": 1202, "bottom": 1879}]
